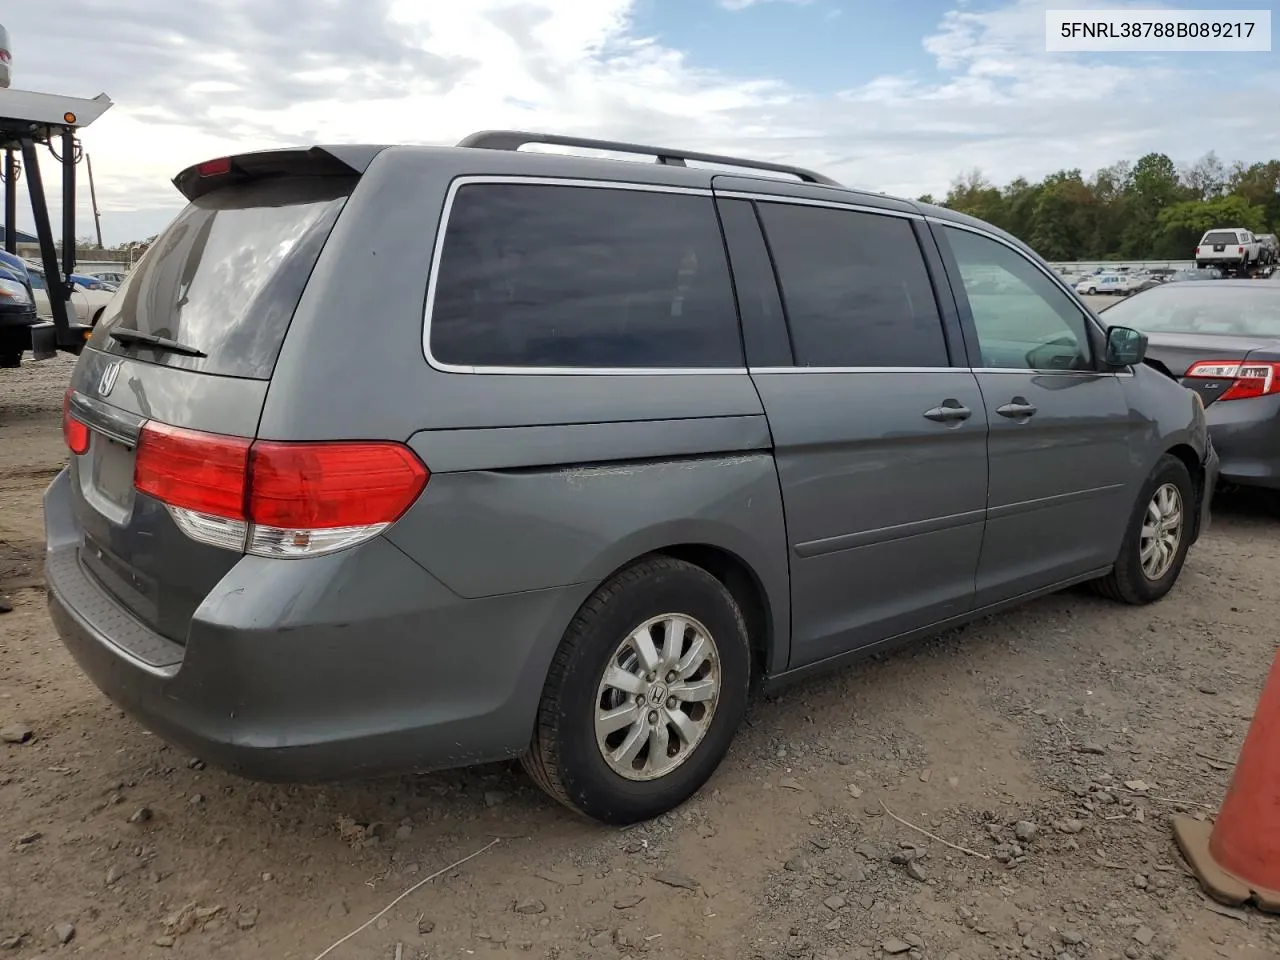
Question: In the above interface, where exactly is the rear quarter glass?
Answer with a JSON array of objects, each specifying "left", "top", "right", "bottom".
[{"left": 88, "top": 176, "right": 355, "bottom": 380}]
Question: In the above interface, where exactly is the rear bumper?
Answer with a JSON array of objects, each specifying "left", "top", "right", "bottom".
[
  {"left": 1206, "top": 394, "right": 1280, "bottom": 489},
  {"left": 44, "top": 468, "right": 589, "bottom": 782}
]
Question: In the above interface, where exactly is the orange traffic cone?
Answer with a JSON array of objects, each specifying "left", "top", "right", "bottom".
[{"left": 1173, "top": 648, "right": 1280, "bottom": 911}]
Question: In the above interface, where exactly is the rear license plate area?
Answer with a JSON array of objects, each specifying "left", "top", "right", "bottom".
[{"left": 90, "top": 434, "right": 136, "bottom": 511}]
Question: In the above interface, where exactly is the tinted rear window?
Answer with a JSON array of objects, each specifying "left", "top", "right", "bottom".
[
  {"left": 89, "top": 176, "right": 353, "bottom": 379},
  {"left": 1202, "top": 231, "right": 1240, "bottom": 245},
  {"left": 429, "top": 183, "right": 743, "bottom": 369},
  {"left": 757, "top": 202, "right": 949, "bottom": 368}
]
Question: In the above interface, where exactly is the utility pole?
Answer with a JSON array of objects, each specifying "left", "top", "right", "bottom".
[{"left": 85, "top": 151, "right": 102, "bottom": 248}]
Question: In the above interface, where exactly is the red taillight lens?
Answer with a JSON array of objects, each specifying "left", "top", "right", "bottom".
[
  {"left": 196, "top": 157, "right": 232, "bottom": 177},
  {"left": 1238, "top": 246, "right": 1245, "bottom": 254},
  {"left": 248, "top": 441, "right": 428, "bottom": 529},
  {"left": 135, "top": 422, "right": 251, "bottom": 518},
  {"left": 1185, "top": 360, "right": 1280, "bottom": 401},
  {"left": 63, "top": 388, "right": 90, "bottom": 455},
  {"left": 132, "top": 421, "right": 429, "bottom": 557}
]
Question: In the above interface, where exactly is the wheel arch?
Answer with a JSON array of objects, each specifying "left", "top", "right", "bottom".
[{"left": 587, "top": 539, "right": 788, "bottom": 681}]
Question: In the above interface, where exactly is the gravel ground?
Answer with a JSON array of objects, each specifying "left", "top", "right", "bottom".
[{"left": 3, "top": 336, "right": 1279, "bottom": 960}]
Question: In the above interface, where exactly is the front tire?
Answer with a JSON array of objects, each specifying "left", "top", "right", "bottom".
[
  {"left": 1094, "top": 454, "right": 1195, "bottom": 605},
  {"left": 522, "top": 556, "right": 751, "bottom": 825}
]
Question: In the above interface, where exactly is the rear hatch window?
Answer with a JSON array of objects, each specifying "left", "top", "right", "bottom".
[
  {"left": 87, "top": 176, "right": 353, "bottom": 379},
  {"left": 1202, "top": 231, "right": 1240, "bottom": 246}
]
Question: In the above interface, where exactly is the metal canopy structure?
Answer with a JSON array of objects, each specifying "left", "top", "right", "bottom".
[{"left": 0, "top": 87, "right": 112, "bottom": 357}]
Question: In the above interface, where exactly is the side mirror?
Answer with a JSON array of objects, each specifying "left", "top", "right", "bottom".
[{"left": 1105, "top": 325, "right": 1147, "bottom": 368}]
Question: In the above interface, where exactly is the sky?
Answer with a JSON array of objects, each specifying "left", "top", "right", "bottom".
[{"left": 2, "top": 0, "right": 1277, "bottom": 246}]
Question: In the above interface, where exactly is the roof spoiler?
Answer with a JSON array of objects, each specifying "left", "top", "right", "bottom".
[{"left": 172, "top": 145, "right": 387, "bottom": 201}]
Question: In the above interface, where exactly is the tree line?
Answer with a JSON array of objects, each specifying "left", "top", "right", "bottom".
[{"left": 918, "top": 152, "right": 1280, "bottom": 262}]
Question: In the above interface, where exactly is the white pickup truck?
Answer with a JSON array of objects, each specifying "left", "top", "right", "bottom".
[{"left": 1194, "top": 228, "right": 1260, "bottom": 271}]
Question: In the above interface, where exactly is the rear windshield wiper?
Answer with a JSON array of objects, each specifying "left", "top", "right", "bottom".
[{"left": 108, "top": 328, "right": 207, "bottom": 358}]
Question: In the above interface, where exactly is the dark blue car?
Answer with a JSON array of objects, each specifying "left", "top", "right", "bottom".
[{"left": 0, "top": 249, "right": 37, "bottom": 366}]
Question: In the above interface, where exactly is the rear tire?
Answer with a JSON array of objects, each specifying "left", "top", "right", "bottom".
[
  {"left": 1093, "top": 454, "right": 1195, "bottom": 605},
  {"left": 522, "top": 556, "right": 751, "bottom": 825}
]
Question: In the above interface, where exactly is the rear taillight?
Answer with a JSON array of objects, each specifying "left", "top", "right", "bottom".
[
  {"left": 133, "top": 422, "right": 429, "bottom": 558},
  {"left": 63, "top": 388, "right": 89, "bottom": 455},
  {"left": 1185, "top": 360, "right": 1280, "bottom": 401},
  {"left": 1238, "top": 246, "right": 1245, "bottom": 254}
]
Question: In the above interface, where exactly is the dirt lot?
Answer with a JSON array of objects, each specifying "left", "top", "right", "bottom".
[{"left": 3, "top": 344, "right": 1280, "bottom": 960}]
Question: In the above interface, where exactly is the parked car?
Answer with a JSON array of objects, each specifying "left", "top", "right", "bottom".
[
  {"left": 0, "top": 248, "right": 36, "bottom": 366},
  {"left": 1075, "top": 272, "right": 1144, "bottom": 296},
  {"left": 1257, "top": 234, "right": 1278, "bottom": 267},
  {"left": 1101, "top": 280, "right": 1280, "bottom": 492},
  {"left": 24, "top": 261, "right": 115, "bottom": 324},
  {"left": 82, "top": 269, "right": 128, "bottom": 286},
  {"left": 1167, "top": 268, "right": 1224, "bottom": 283},
  {"left": 1195, "top": 228, "right": 1260, "bottom": 272},
  {"left": 47, "top": 135, "right": 1218, "bottom": 825}
]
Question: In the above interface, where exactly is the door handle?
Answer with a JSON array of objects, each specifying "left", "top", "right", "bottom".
[
  {"left": 996, "top": 397, "right": 1038, "bottom": 419},
  {"left": 923, "top": 400, "right": 972, "bottom": 423}
]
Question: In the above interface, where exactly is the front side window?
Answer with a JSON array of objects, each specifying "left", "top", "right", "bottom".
[
  {"left": 944, "top": 226, "right": 1093, "bottom": 371},
  {"left": 429, "top": 183, "right": 743, "bottom": 369},
  {"left": 756, "top": 202, "right": 949, "bottom": 368}
]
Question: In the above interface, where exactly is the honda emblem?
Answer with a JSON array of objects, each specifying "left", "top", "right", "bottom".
[{"left": 98, "top": 360, "right": 121, "bottom": 397}]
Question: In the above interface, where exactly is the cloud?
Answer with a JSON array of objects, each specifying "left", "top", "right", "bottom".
[
  {"left": 717, "top": 0, "right": 814, "bottom": 9},
  {"left": 2, "top": 0, "right": 1276, "bottom": 245}
]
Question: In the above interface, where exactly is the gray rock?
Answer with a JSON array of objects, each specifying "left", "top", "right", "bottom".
[
  {"left": 1076, "top": 743, "right": 1107, "bottom": 755},
  {"left": 395, "top": 824, "right": 413, "bottom": 841},
  {"left": 653, "top": 870, "right": 699, "bottom": 891},
  {"left": 128, "top": 807, "right": 153, "bottom": 824},
  {"left": 417, "top": 918, "right": 435, "bottom": 934},
  {"left": 985, "top": 822, "right": 1003, "bottom": 839},
  {"left": 1017, "top": 920, "right": 1034, "bottom": 937},
  {"left": 1055, "top": 819, "right": 1084, "bottom": 835},
  {"left": 882, "top": 938, "right": 913, "bottom": 955},
  {"left": 1134, "top": 874, "right": 1148, "bottom": 890},
  {"left": 904, "top": 934, "right": 924, "bottom": 948},
  {"left": 237, "top": 908, "right": 259, "bottom": 930},
  {"left": 0, "top": 726, "right": 32, "bottom": 745},
  {"left": 905, "top": 860, "right": 928, "bottom": 883},
  {"left": 1061, "top": 929, "right": 1084, "bottom": 945},
  {"left": 17, "top": 830, "right": 41, "bottom": 846},
  {"left": 1134, "top": 926, "right": 1155, "bottom": 946},
  {"left": 106, "top": 863, "right": 124, "bottom": 886},
  {"left": 613, "top": 895, "right": 644, "bottom": 910},
  {"left": 1014, "top": 821, "right": 1039, "bottom": 842},
  {"left": 53, "top": 923, "right": 75, "bottom": 945},
  {"left": 784, "top": 856, "right": 809, "bottom": 872},
  {"left": 513, "top": 898, "right": 546, "bottom": 915},
  {"left": 823, "top": 895, "right": 847, "bottom": 911},
  {"left": 154, "top": 935, "right": 176, "bottom": 947},
  {"left": 811, "top": 837, "right": 833, "bottom": 851},
  {"left": 1125, "top": 948, "right": 1141, "bottom": 960},
  {"left": 1, "top": 934, "right": 26, "bottom": 949},
  {"left": 855, "top": 842, "right": 882, "bottom": 861}
]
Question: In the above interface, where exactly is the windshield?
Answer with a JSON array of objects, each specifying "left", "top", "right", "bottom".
[{"left": 1102, "top": 285, "right": 1280, "bottom": 337}]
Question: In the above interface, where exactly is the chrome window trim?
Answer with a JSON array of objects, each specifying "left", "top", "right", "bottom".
[
  {"left": 748, "top": 365, "right": 1132, "bottom": 378},
  {"left": 421, "top": 175, "right": 748, "bottom": 376}
]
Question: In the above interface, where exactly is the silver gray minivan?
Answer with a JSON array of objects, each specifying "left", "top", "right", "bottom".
[{"left": 46, "top": 133, "right": 1218, "bottom": 825}]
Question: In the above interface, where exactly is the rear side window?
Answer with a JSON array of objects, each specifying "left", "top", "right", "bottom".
[
  {"left": 429, "top": 183, "right": 743, "bottom": 369},
  {"left": 90, "top": 176, "right": 353, "bottom": 379},
  {"left": 756, "top": 203, "right": 949, "bottom": 368}
]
